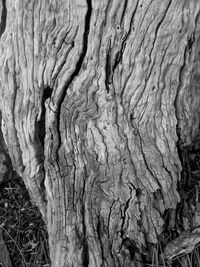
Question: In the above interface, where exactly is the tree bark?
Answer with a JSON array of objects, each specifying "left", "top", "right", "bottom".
[{"left": 0, "top": 0, "right": 200, "bottom": 266}]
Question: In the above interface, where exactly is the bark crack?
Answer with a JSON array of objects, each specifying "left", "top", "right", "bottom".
[
  {"left": 36, "top": 86, "right": 52, "bottom": 149},
  {"left": 112, "top": 35, "right": 127, "bottom": 72},
  {"left": 81, "top": 204, "right": 89, "bottom": 267},
  {"left": 97, "top": 216, "right": 105, "bottom": 263},
  {"left": 56, "top": 0, "right": 92, "bottom": 150},
  {"left": 147, "top": 0, "right": 172, "bottom": 70},
  {"left": 105, "top": 44, "right": 112, "bottom": 93},
  {"left": 120, "top": 198, "right": 131, "bottom": 239},
  {"left": 0, "top": 0, "right": 6, "bottom": 39},
  {"left": 120, "top": 0, "right": 128, "bottom": 26}
]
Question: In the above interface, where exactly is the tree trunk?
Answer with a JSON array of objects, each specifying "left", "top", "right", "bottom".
[{"left": 0, "top": 0, "right": 200, "bottom": 266}]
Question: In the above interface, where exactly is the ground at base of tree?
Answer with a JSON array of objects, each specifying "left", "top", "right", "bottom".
[{"left": 0, "top": 174, "right": 50, "bottom": 267}]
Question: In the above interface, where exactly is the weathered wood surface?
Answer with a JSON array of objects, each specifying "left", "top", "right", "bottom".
[{"left": 0, "top": 0, "right": 200, "bottom": 266}]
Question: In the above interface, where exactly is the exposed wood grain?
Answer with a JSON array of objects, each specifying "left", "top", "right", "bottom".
[{"left": 0, "top": 0, "right": 200, "bottom": 266}]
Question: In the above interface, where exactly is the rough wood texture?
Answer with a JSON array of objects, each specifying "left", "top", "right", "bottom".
[{"left": 0, "top": 0, "right": 200, "bottom": 266}]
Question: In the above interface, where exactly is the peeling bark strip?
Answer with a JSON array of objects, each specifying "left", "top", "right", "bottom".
[{"left": 0, "top": 0, "right": 200, "bottom": 266}]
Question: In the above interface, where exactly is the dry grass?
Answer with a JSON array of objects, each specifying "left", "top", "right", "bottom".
[
  {"left": 144, "top": 243, "right": 200, "bottom": 267},
  {"left": 1, "top": 172, "right": 200, "bottom": 267},
  {"left": 0, "top": 174, "right": 50, "bottom": 267}
]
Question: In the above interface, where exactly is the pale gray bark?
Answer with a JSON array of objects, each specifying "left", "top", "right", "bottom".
[{"left": 0, "top": 0, "right": 200, "bottom": 266}]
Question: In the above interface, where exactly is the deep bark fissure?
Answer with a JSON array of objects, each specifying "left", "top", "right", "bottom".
[
  {"left": 36, "top": 86, "right": 52, "bottom": 149},
  {"left": 105, "top": 48, "right": 112, "bottom": 93},
  {"left": 82, "top": 204, "right": 89, "bottom": 267},
  {"left": 112, "top": 39, "right": 126, "bottom": 73},
  {"left": 120, "top": 198, "right": 131, "bottom": 239},
  {"left": 56, "top": 0, "right": 92, "bottom": 149},
  {"left": 96, "top": 217, "right": 105, "bottom": 264},
  {"left": 119, "top": 0, "right": 128, "bottom": 26},
  {"left": 79, "top": 167, "right": 90, "bottom": 267},
  {"left": 0, "top": 0, "right": 6, "bottom": 38},
  {"left": 122, "top": 238, "right": 139, "bottom": 261},
  {"left": 187, "top": 33, "right": 195, "bottom": 52}
]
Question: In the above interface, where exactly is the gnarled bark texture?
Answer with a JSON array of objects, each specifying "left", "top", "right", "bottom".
[{"left": 0, "top": 0, "right": 200, "bottom": 266}]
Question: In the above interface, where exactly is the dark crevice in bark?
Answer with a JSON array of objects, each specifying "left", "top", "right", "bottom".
[
  {"left": 122, "top": 238, "right": 139, "bottom": 261},
  {"left": 107, "top": 201, "right": 115, "bottom": 240},
  {"left": 56, "top": 0, "right": 92, "bottom": 150},
  {"left": 105, "top": 49, "right": 112, "bottom": 93},
  {"left": 34, "top": 87, "right": 52, "bottom": 211},
  {"left": 187, "top": 32, "right": 195, "bottom": 52},
  {"left": 113, "top": 1, "right": 139, "bottom": 74},
  {"left": 36, "top": 86, "right": 52, "bottom": 149},
  {"left": 0, "top": 0, "right": 6, "bottom": 38},
  {"left": 96, "top": 217, "right": 105, "bottom": 263},
  {"left": 81, "top": 204, "right": 89, "bottom": 267},
  {"left": 126, "top": 0, "right": 139, "bottom": 35},
  {"left": 136, "top": 188, "right": 142, "bottom": 198},
  {"left": 120, "top": 198, "right": 131, "bottom": 239},
  {"left": 112, "top": 37, "right": 127, "bottom": 72},
  {"left": 112, "top": 51, "right": 121, "bottom": 72},
  {"left": 120, "top": 0, "right": 128, "bottom": 26}
]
